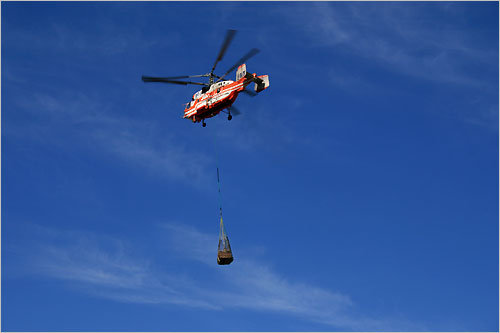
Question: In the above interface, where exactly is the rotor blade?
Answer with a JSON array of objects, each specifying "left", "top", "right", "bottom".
[
  {"left": 242, "top": 88, "right": 257, "bottom": 97},
  {"left": 216, "top": 48, "right": 260, "bottom": 82},
  {"left": 142, "top": 76, "right": 208, "bottom": 86},
  {"left": 229, "top": 105, "right": 241, "bottom": 116},
  {"left": 157, "top": 74, "right": 210, "bottom": 80},
  {"left": 211, "top": 29, "right": 237, "bottom": 74}
]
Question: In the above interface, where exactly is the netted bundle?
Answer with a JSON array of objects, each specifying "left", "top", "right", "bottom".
[{"left": 217, "top": 216, "right": 233, "bottom": 265}]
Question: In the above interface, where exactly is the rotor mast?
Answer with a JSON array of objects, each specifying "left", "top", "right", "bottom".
[
  {"left": 209, "top": 29, "right": 236, "bottom": 85},
  {"left": 141, "top": 29, "right": 260, "bottom": 88}
]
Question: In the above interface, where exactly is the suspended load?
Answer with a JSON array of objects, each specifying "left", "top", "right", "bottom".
[
  {"left": 214, "top": 134, "right": 233, "bottom": 265},
  {"left": 217, "top": 216, "right": 233, "bottom": 265}
]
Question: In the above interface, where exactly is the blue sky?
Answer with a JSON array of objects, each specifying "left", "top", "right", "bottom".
[{"left": 1, "top": 1, "right": 498, "bottom": 331}]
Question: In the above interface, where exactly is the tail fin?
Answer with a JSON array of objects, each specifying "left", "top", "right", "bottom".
[
  {"left": 254, "top": 75, "right": 269, "bottom": 92},
  {"left": 236, "top": 64, "right": 247, "bottom": 81}
]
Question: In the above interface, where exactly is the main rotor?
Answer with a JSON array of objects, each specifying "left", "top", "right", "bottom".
[{"left": 142, "top": 30, "right": 259, "bottom": 87}]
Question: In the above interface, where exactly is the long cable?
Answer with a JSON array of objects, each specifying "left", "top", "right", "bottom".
[
  {"left": 214, "top": 126, "right": 223, "bottom": 216},
  {"left": 214, "top": 125, "right": 227, "bottom": 248}
]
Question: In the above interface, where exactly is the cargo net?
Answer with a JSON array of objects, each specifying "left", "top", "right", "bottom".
[{"left": 217, "top": 216, "right": 233, "bottom": 265}]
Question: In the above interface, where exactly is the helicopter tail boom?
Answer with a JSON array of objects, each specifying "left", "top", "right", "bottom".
[{"left": 238, "top": 63, "right": 269, "bottom": 93}]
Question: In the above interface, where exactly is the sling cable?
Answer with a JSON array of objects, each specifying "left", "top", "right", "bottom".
[{"left": 214, "top": 131, "right": 233, "bottom": 265}]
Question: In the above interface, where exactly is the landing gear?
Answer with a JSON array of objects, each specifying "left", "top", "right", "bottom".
[
  {"left": 202, "top": 120, "right": 206, "bottom": 127},
  {"left": 228, "top": 114, "right": 232, "bottom": 121}
]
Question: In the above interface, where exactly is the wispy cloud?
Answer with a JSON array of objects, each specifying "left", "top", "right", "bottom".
[
  {"left": 284, "top": 2, "right": 497, "bottom": 87},
  {"left": 5, "top": 88, "right": 213, "bottom": 188},
  {"left": 3, "top": 4, "right": 213, "bottom": 188},
  {"left": 20, "top": 225, "right": 220, "bottom": 309},
  {"left": 91, "top": 125, "right": 212, "bottom": 188},
  {"left": 278, "top": 2, "right": 498, "bottom": 130},
  {"left": 161, "top": 223, "right": 420, "bottom": 330},
  {"left": 2, "top": 15, "right": 178, "bottom": 59},
  {"left": 9, "top": 222, "right": 420, "bottom": 330}
]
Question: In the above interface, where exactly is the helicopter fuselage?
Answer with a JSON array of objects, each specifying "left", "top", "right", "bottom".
[
  {"left": 142, "top": 30, "right": 269, "bottom": 126},
  {"left": 183, "top": 70, "right": 268, "bottom": 123}
]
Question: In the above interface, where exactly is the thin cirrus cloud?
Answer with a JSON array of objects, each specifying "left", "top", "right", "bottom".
[
  {"left": 19, "top": 225, "right": 220, "bottom": 310},
  {"left": 275, "top": 2, "right": 498, "bottom": 130},
  {"left": 160, "top": 223, "right": 413, "bottom": 330},
  {"left": 2, "top": 18, "right": 174, "bottom": 58},
  {"left": 5, "top": 88, "right": 213, "bottom": 188},
  {"left": 9, "top": 222, "right": 416, "bottom": 330},
  {"left": 283, "top": 2, "right": 497, "bottom": 88}
]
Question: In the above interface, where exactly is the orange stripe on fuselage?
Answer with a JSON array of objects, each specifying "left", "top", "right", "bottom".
[{"left": 183, "top": 77, "right": 252, "bottom": 119}]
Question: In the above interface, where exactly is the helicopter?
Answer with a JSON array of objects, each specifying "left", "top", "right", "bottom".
[{"left": 142, "top": 30, "right": 269, "bottom": 127}]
